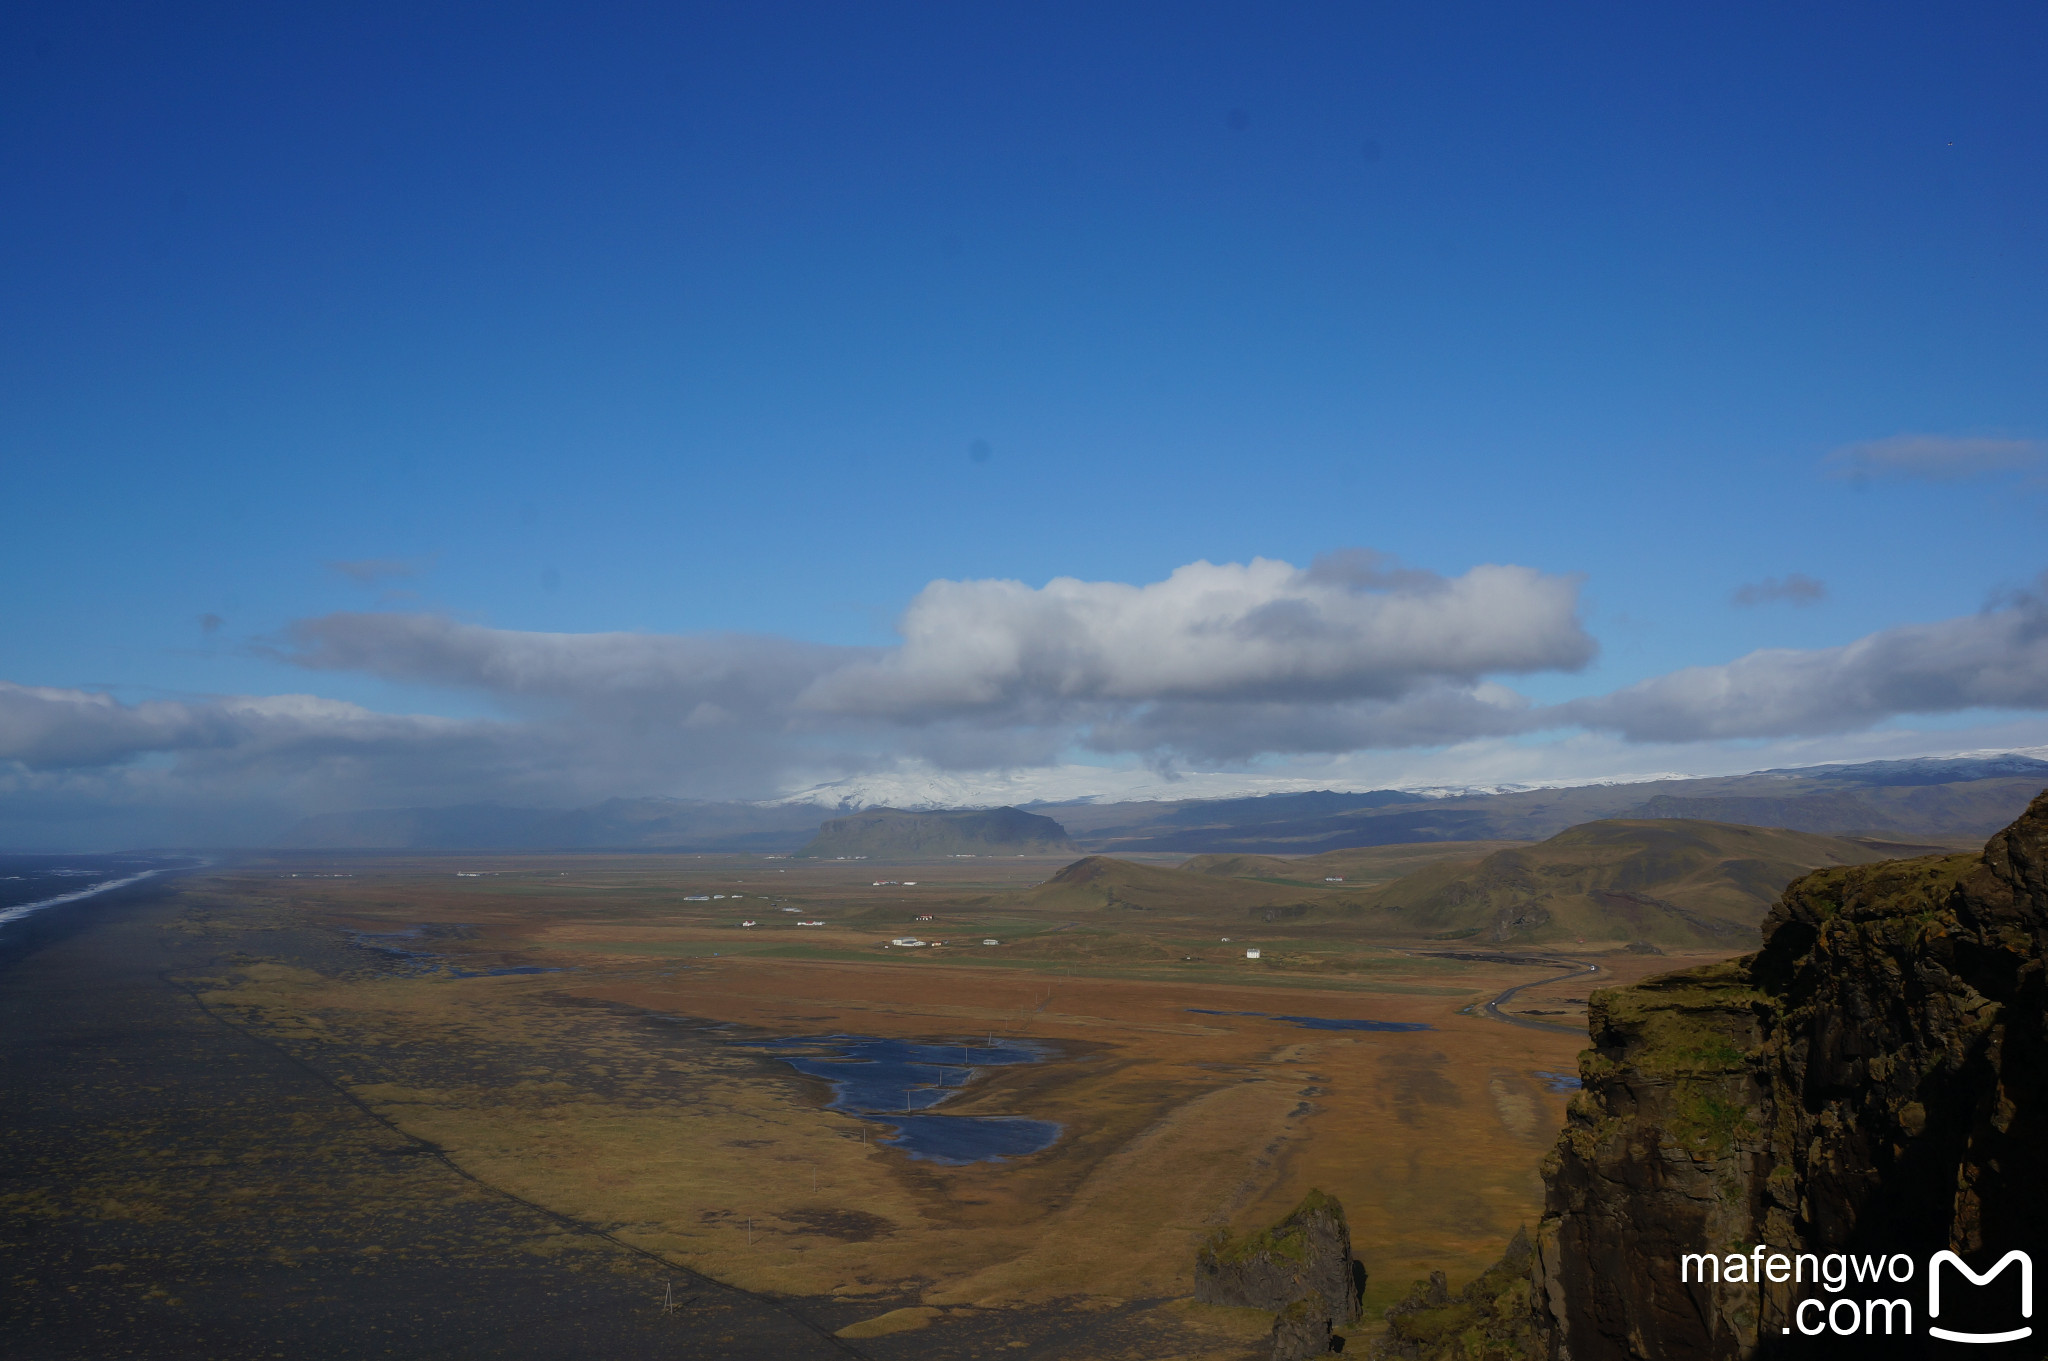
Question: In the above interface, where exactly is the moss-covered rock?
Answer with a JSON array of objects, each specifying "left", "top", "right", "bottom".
[
  {"left": 1195, "top": 1189, "right": 1362, "bottom": 1332},
  {"left": 1529, "top": 791, "right": 2048, "bottom": 1361},
  {"left": 1373, "top": 1228, "right": 1541, "bottom": 1361},
  {"left": 1269, "top": 1290, "right": 1337, "bottom": 1361}
]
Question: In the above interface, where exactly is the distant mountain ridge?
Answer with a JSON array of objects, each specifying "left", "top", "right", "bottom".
[
  {"left": 1756, "top": 753, "right": 2048, "bottom": 785},
  {"left": 1051, "top": 755, "right": 2048, "bottom": 852},
  {"left": 796, "top": 806, "right": 1076, "bottom": 859},
  {"left": 270, "top": 754, "right": 2048, "bottom": 853}
]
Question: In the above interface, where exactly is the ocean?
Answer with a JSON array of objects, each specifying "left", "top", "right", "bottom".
[{"left": 0, "top": 852, "right": 199, "bottom": 937}]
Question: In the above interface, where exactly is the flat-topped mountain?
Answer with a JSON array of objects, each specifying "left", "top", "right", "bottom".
[{"left": 795, "top": 806, "right": 1077, "bottom": 859}]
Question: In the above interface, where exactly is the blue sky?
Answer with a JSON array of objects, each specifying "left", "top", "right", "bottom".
[{"left": 5, "top": 3, "right": 2047, "bottom": 845}]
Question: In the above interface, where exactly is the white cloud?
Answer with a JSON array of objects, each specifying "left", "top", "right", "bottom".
[
  {"left": 797, "top": 553, "right": 1594, "bottom": 717},
  {"left": 1827, "top": 433, "right": 2044, "bottom": 482},
  {"left": 12, "top": 554, "right": 2048, "bottom": 844},
  {"left": 1559, "top": 577, "right": 2048, "bottom": 741},
  {"left": 277, "top": 612, "right": 863, "bottom": 720},
  {"left": 271, "top": 554, "right": 1595, "bottom": 763}
]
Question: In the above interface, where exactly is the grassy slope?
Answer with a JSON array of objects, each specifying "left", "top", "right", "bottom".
[
  {"left": 1015, "top": 855, "right": 1342, "bottom": 917},
  {"left": 1008, "top": 820, "right": 1882, "bottom": 947},
  {"left": 1362, "top": 819, "right": 1894, "bottom": 947},
  {"left": 1179, "top": 841, "right": 1524, "bottom": 889}
]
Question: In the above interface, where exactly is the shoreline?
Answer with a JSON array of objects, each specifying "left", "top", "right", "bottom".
[
  {"left": 0, "top": 859, "right": 203, "bottom": 976},
  {"left": 0, "top": 875, "right": 926, "bottom": 1356},
  {"left": 0, "top": 866, "right": 170, "bottom": 927}
]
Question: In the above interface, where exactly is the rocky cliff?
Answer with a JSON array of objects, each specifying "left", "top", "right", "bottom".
[
  {"left": 1196, "top": 1189, "right": 1363, "bottom": 1358},
  {"left": 1530, "top": 789, "right": 2048, "bottom": 1360},
  {"left": 1377, "top": 1228, "right": 1542, "bottom": 1361}
]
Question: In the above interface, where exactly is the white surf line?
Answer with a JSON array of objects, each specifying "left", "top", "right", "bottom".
[{"left": 0, "top": 868, "right": 170, "bottom": 928}]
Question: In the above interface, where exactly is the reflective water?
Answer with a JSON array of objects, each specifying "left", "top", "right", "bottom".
[
  {"left": 347, "top": 927, "right": 564, "bottom": 979},
  {"left": 1185, "top": 1008, "right": 1431, "bottom": 1032},
  {"left": 746, "top": 1034, "right": 1062, "bottom": 1164},
  {"left": 0, "top": 854, "right": 194, "bottom": 929}
]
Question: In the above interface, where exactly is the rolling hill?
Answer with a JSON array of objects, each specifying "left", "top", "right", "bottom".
[
  {"left": 1179, "top": 841, "right": 1523, "bottom": 889},
  {"left": 795, "top": 806, "right": 1077, "bottom": 859},
  {"left": 1361, "top": 818, "right": 1904, "bottom": 947},
  {"left": 1016, "top": 855, "right": 1335, "bottom": 919}
]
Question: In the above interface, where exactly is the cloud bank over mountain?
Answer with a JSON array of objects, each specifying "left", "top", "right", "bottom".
[
  {"left": 799, "top": 554, "right": 1593, "bottom": 715},
  {"left": 1562, "top": 576, "right": 2048, "bottom": 742},
  {"left": 4, "top": 554, "right": 2047, "bottom": 845}
]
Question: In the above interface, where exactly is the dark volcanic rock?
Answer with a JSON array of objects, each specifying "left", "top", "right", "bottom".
[
  {"left": 1375, "top": 1229, "right": 1540, "bottom": 1361},
  {"left": 1196, "top": 1189, "right": 1362, "bottom": 1334},
  {"left": 1531, "top": 789, "right": 2048, "bottom": 1360},
  {"left": 1270, "top": 1291, "right": 1337, "bottom": 1360}
]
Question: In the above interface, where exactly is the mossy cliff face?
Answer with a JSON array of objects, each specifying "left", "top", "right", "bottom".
[
  {"left": 1532, "top": 791, "right": 2048, "bottom": 1361},
  {"left": 1376, "top": 1228, "right": 1542, "bottom": 1361},
  {"left": 1195, "top": 1189, "right": 1362, "bottom": 1330}
]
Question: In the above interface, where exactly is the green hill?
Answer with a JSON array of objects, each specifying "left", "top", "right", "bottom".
[
  {"left": 1363, "top": 818, "right": 1896, "bottom": 947},
  {"left": 795, "top": 806, "right": 1077, "bottom": 859},
  {"left": 1177, "top": 852, "right": 1300, "bottom": 879},
  {"left": 1180, "top": 840, "right": 1522, "bottom": 889},
  {"left": 1018, "top": 855, "right": 1334, "bottom": 919}
]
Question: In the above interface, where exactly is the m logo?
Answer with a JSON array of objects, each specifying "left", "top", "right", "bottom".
[{"left": 1928, "top": 1250, "right": 2032, "bottom": 1344}]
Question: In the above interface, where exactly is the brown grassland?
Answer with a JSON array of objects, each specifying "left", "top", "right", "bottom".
[{"left": 148, "top": 848, "right": 1730, "bottom": 1356}]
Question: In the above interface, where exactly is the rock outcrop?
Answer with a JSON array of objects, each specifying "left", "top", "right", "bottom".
[
  {"left": 1270, "top": 1292, "right": 1338, "bottom": 1361},
  {"left": 1196, "top": 1189, "right": 1363, "bottom": 1355},
  {"left": 1531, "top": 789, "right": 2048, "bottom": 1360},
  {"left": 1376, "top": 1228, "right": 1542, "bottom": 1361}
]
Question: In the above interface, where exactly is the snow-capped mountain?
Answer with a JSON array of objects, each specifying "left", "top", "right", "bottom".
[{"left": 763, "top": 764, "right": 1379, "bottom": 810}]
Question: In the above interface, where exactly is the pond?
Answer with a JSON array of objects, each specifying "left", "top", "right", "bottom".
[
  {"left": 1185, "top": 1008, "right": 1432, "bottom": 1032},
  {"left": 347, "top": 926, "right": 565, "bottom": 979},
  {"left": 744, "top": 1034, "right": 1063, "bottom": 1165}
]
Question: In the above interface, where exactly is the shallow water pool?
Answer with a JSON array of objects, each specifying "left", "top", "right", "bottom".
[
  {"left": 1185, "top": 1008, "right": 1432, "bottom": 1032},
  {"left": 744, "top": 1034, "right": 1063, "bottom": 1164}
]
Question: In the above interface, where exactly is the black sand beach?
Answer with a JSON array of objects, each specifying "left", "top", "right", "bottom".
[
  {"left": 0, "top": 876, "right": 1204, "bottom": 1360},
  {"left": 0, "top": 879, "right": 854, "bottom": 1359}
]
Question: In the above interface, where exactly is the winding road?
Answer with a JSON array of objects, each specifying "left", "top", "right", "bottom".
[{"left": 1479, "top": 958, "right": 1600, "bottom": 1034}]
